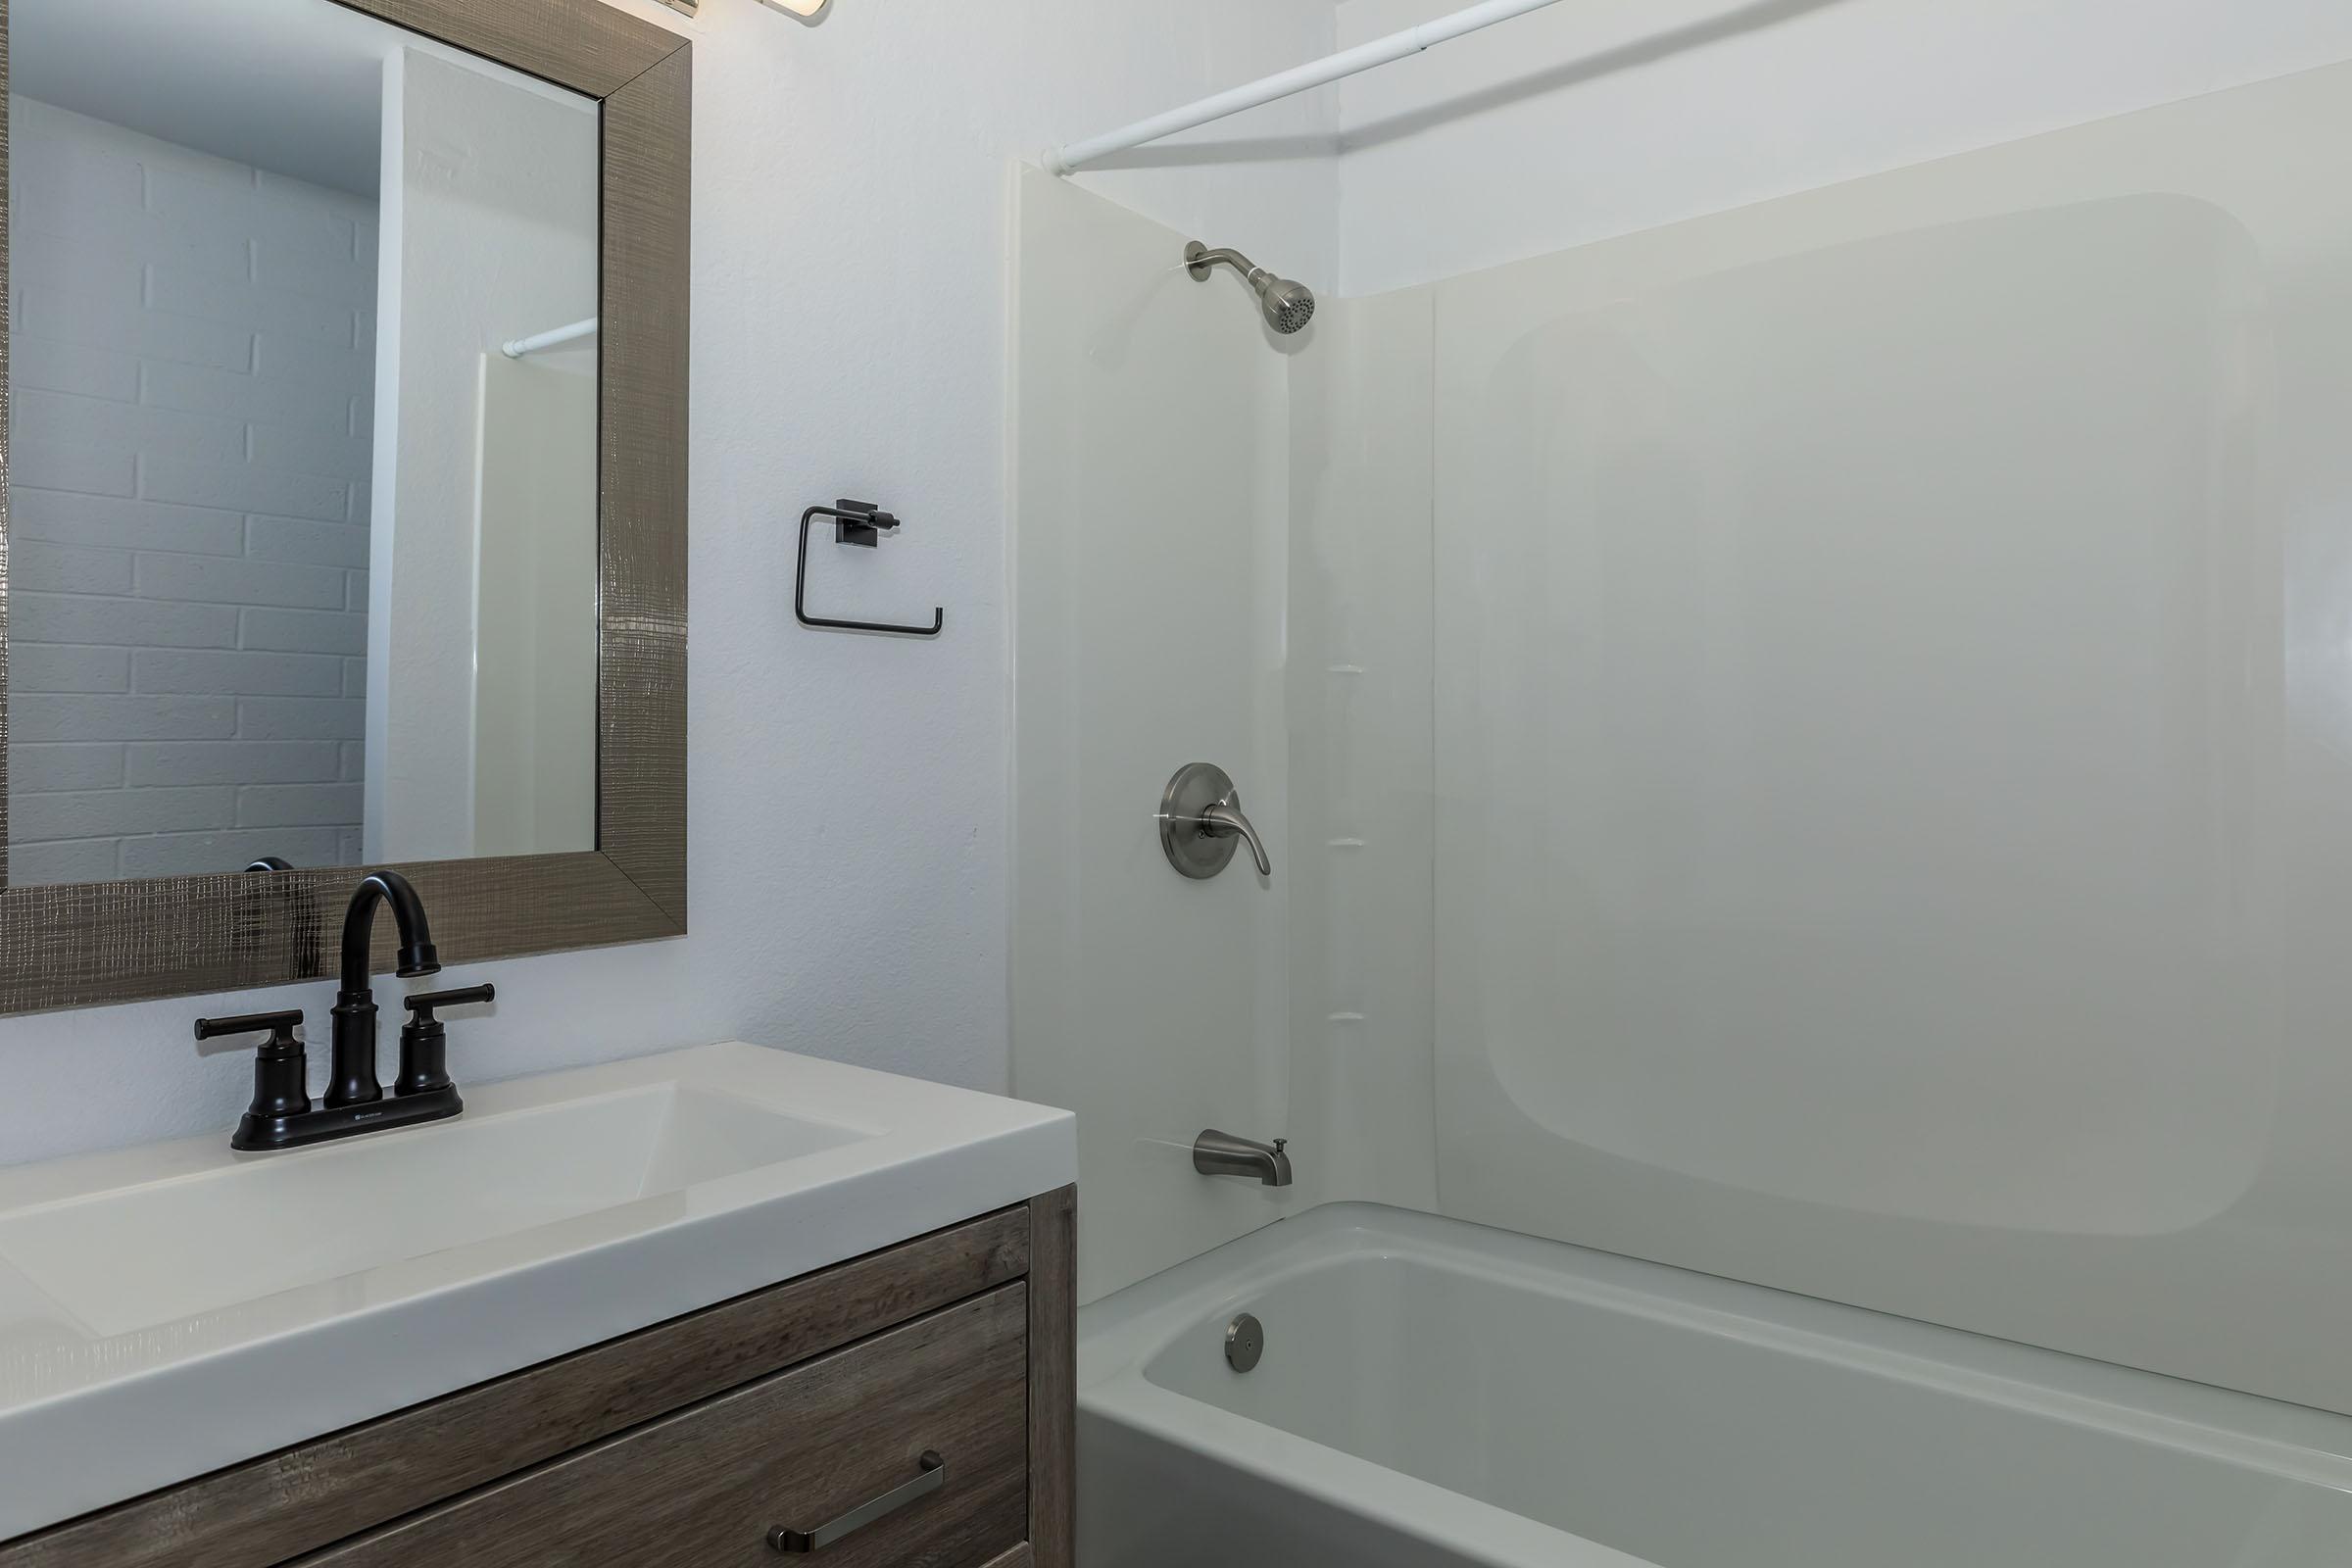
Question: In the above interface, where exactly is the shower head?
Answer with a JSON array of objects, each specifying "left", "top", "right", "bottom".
[
  {"left": 1186, "top": 241, "right": 1317, "bottom": 335},
  {"left": 1256, "top": 276, "right": 1318, "bottom": 336}
]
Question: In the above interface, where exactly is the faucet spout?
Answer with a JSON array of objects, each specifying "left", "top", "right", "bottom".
[
  {"left": 339, "top": 870, "right": 440, "bottom": 993},
  {"left": 327, "top": 871, "right": 441, "bottom": 1108},
  {"left": 1195, "top": 1129, "right": 1294, "bottom": 1188}
]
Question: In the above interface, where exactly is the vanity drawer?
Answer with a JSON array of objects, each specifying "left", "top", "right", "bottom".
[{"left": 309, "top": 1284, "right": 1031, "bottom": 1568}]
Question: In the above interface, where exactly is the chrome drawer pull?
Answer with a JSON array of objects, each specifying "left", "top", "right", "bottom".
[{"left": 768, "top": 1450, "right": 946, "bottom": 1553}]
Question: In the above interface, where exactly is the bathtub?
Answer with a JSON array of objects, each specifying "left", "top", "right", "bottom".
[{"left": 1077, "top": 1204, "right": 2352, "bottom": 1567}]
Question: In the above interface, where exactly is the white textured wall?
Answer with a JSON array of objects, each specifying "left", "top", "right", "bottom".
[
  {"left": 1333, "top": 0, "right": 2352, "bottom": 294},
  {"left": 6, "top": 98, "right": 373, "bottom": 885},
  {"left": 0, "top": 0, "right": 1337, "bottom": 1168}
]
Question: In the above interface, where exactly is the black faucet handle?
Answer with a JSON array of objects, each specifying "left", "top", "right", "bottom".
[
  {"left": 394, "top": 985, "right": 490, "bottom": 1100},
  {"left": 402, "top": 983, "right": 495, "bottom": 1021},
  {"left": 195, "top": 1009, "right": 304, "bottom": 1050},
  {"left": 208, "top": 1010, "right": 314, "bottom": 1142}
]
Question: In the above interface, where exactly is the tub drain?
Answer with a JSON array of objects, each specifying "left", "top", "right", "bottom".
[{"left": 1225, "top": 1311, "right": 1264, "bottom": 1373}]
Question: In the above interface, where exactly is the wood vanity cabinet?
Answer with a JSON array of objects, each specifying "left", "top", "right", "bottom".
[{"left": 0, "top": 1188, "right": 1076, "bottom": 1568}]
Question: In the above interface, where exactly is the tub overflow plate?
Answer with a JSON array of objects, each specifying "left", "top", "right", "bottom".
[{"left": 1225, "top": 1312, "right": 1264, "bottom": 1373}]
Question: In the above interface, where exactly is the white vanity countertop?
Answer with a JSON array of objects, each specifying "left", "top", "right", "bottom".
[{"left": 0, "top": 1042, "right": 1075, "bottom": 1543}]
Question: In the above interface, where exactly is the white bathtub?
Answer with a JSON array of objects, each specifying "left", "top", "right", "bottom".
[{"left": 1077, "top": 1205, "right": 2352, "bottom": 1567}]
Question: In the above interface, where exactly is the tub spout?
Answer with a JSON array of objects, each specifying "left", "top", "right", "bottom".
[{"left": 1195, "top": 1129, "right": 1293, "bottom": 1188}]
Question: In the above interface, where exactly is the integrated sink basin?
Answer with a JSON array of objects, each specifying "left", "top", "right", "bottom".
[
  {"left": 0, "top": 1042, "right": 1075, "bottom": 1543},
  {"left": 0, "top": 1085, "right": 867, "bottom": 1338}
]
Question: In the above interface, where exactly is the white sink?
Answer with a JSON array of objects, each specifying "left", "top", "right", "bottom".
[
  {"left": 0, "top": 1043, "right": 1074, "bottom": 1542},
  {"left": 0, "top": 1084, "right": 866, "bottom": 1337}
]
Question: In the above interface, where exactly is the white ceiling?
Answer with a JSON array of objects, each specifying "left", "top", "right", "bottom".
[{"left": 12, "top": 0, "right": 593, "bottom": 199}]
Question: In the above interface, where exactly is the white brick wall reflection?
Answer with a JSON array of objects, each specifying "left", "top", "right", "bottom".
[{"left": 7, "top": 98, "right": 375, "bottom": 884}]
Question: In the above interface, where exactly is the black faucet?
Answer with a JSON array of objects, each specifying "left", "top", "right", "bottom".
[
  {"left": 198, "top": 872, "right": 495, "bottom": 1152},
  {"left": 328, "top": 871, "right": 442, "bottom": 1108}
]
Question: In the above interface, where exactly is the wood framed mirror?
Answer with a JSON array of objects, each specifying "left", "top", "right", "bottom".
[{"left": 0, "top": 0, "right": 689, "bottom": 1013}]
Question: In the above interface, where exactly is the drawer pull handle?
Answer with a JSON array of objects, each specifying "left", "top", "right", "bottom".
[{"left": 768, "top": 1450, "right": 947, "bottom": 1553}]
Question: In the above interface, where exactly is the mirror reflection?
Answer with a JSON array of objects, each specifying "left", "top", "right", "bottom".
[{"left": 5, "top": 0, "right": 600, "bottom": 886}]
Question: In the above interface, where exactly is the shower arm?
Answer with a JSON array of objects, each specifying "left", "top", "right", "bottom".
[
  {"left": 1187, "top": 247, "right": 1269, "bottom": 285},
  {"left": 1184, "top": 241, "right": 1317, "bottom": 335}
]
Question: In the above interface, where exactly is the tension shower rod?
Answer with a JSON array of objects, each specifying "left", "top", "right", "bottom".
[
  {"left": 1045, "top": 0, "right": 1568, "bottom": 176},
  {"left": 501, "top": 317, "right": 599, "bottom": 360}
]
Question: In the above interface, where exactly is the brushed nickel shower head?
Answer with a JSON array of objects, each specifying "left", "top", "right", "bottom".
[{"left": 1185, "top": 241, "right": 1317, "bottom": 335}]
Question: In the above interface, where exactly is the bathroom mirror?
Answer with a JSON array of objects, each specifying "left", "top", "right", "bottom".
[{"left": 0, "top": 0, "right": 690, "bottom": 1011}]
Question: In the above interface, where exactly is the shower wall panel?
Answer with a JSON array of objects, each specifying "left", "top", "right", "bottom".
[
  {"left": 1429, "top": 61, "right": 2352, "bottom": 1413},
  {"left": 1009, "top": 168, "right": 1308, "bottom": 1303},
  {"left": 1286, "top": 288, "right": 1442, "bottom": 1215}
]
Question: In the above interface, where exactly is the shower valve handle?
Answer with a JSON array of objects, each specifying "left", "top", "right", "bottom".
[
  {"left": 1197, "top": 793, "right": 1272, "bottom": 878},
  {"left": 1158, "top": 762, "right": 1274, "bottom": 881}
]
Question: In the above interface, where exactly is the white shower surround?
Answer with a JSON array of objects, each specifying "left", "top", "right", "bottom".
[
  {"left": 1016, "top": 53, "right": 2352, "bottom": 1432},
  {"left": 1423, "top": 58, "right": 2350, "bottom": 1416}
]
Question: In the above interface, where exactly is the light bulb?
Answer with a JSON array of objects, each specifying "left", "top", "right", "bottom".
[{"left": 757, "top": 0, "right": 831, "bottom": 16}]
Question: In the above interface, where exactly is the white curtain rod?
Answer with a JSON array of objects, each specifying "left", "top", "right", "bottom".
[
  {"left": 1045, "top": 0, "right": 1568, "bottom": 176},
  {"left": 501, "top": 317, "right": 599, "bottom": 359}
]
